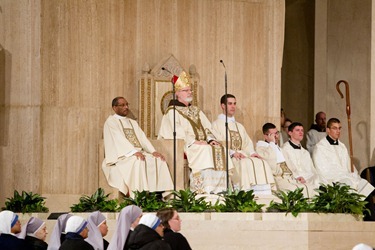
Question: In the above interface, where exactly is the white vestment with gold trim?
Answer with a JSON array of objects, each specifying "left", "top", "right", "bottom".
[
  {"left": 102, "top": 115, "right": 173, "bottom": 196},
  {"left": 158, "top": 105, "right": 233, "bottom": 194},
  {"left": 212, "top": 115, "right": 275, "bottom": 193},
  {"left": 256, "top": 141, "right": 317, "bottom": 198}
]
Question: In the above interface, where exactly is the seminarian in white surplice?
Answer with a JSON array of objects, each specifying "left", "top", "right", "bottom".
[
  {"left": 256, "top": 123, "right": 318, "bottom": 198},
  {"left": 312, "top": 118, "right": 374, "bottom": 197},
  {"left": 212, "top": 94, "right": 275, "bottom": 194}
]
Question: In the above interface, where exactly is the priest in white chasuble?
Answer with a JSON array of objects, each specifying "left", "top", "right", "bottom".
[
  {"left": 212, "top": 94, "right": 275, "bottom": 194},
  {"left": 102, "top": 97, "right": 173, "bottom": 197},
  {"left": 158, "top": 71, "right": 234, "bottom": 194}
]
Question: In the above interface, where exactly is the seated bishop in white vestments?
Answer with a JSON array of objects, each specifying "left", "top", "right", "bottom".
[
  {"left": 312, "top": 118, "right": 374, "bottom": 197},
  {"left": 158, "top": 71, "right": 234, "bottom": 194},
  {"left": 211, "top": 94, "right": 276, "bottom": 195},
  {"left": 102, "top": 97, "right": 173, "bottom": 197}
]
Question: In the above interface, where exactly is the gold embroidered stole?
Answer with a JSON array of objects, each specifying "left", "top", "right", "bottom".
[
  {"left": 119, "top": 119, "right": 142, "bottom": 149},
  {"left": 211, "top": 144, "right": 226, "bottom": 171},
  {"left": 168, "top": 106, "right": 227, "bottom": 171},
  {"left": 279, "top": 162, "right": 293, "bottom": 176},
  {"left": 173, "top": 106, "right": 208, "bottom": 141},
  {"left": 229, "top": 123, "right": 242, "bottom": 151}
]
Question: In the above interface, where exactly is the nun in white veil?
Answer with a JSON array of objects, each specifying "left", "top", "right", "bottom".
[
  {"left": 47, "top": 213, "right": 72, "bottom": 250},
  {"left": 18, "top": 217, "right": 48, "bottom": 249},
  {"left": 0, "top": 210, "right": 26, "bottom": 249},
  {"left": 85, "top": 211, "right": 109, "bottom": 250},
  {"left": 107, "top": 205, "right": 142, "bottom": 250},
  {"left": 59, "top": 215, "right": 92, "bottom": 250}
]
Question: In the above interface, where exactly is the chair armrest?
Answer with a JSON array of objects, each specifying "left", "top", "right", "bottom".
[{"left": 151, "top": 139, "right": 187, "bottom": 191}]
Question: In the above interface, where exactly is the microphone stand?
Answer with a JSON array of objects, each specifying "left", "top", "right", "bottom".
[
  {"left": 162, "top": 67, "right": 177, "bottom": 192},
  {"left": 172, "top": 83, "right": 177, "bottom": 192},
  {"left": 220, "top": 60, "right": 230, "bottom": 192}
]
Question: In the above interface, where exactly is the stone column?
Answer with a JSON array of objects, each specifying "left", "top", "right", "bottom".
[{"left": 315, "top": 0, "right": 374, "bottom": 171}]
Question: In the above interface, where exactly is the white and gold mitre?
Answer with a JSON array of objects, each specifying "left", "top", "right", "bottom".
[{"left": 174, "top": 71, "right": 192, "bottom": 91}]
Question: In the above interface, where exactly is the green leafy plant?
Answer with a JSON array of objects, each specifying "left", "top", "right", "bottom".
[
  {"left": 2, "top": 190, "right": 49, "bottom": 213},
  {"left": 70, "top": 188, "right": 119, "bottom": 212},
  {"left": 168, "top": 189, "right": 212, "bottom": 212},
  {"left": 310, "top": 182, "right": 368, "bottom": 215},
  {"left": 120, "top": 191, "right": 167, "bottom": 212},
  {"left": 266, "top": 187, "right": 312, "bottom": 217},
  {"left": 213, "top": 189, "right": 264, "bottom": 212}
]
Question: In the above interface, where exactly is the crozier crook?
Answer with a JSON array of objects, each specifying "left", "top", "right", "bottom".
[{"left": 336, "top": 80, "right": 354, "bottom": 172}]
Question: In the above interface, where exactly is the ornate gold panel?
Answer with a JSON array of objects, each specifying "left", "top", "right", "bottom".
[{"left": 138, "top": 54, "right": 200, "bottom": 139}]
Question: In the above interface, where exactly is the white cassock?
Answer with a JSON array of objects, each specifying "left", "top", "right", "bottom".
[
  {"left": 282, "top": 141, "right": 321, "bottom": 187},
  {"left": 256, "top": 140, "right": 317, "bottom": 198},
  {"left": 102, "top": 114, "right": 173, "bottom": 196},
  {"left": 158, "top": 104, "right": 234, "bottom": 194},
  {"left": 312, "top": 137, "right": 374, "bottom": 197},
  {"left": 306, "top": 128, "right": 326, "bottom": 155},
  {"left": 212, "top": 114, "right": 275, "bottom": 194}
]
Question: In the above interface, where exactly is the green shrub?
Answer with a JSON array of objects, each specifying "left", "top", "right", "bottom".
[
  {"left": 266, "top": 183, "right": 369, "bottom": 217},
  {"left": 310, "top": 182, "right": 368, "bottom": 215},
  {"left": 214, "top": 189, "right": 264, "bottom": 212},
  {"left": 120, "top": 190, "right": 167, "bottom": 212},
  {"left": 70, "top": 188, "right": 119, "bottom": 212},
  {"left": 168, "top": 189, "right": 212, "bottom": 212},
  {"left": 266, "top": 187, "right": 312, "bottom": 217},
  {"left": 2, "top": 190, "right": 49, "bottom": 213}
]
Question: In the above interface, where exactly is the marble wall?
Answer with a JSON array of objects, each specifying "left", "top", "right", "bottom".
[{"left": 0, "top": 0, "right": 285, "bottom": 204}]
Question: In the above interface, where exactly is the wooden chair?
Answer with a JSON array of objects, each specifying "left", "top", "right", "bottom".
[
  {"left": 137, "top": 54, "right": 202, "bottom": 190},
  {"left": 98, "top": 138, "right": 188, "bottom": 200},
  {"left": 98, "top": 139, "right": 123, "bottom": 200}
]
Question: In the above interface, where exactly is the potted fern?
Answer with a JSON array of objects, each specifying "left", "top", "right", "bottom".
[
  {"left": 70, "top": 188, "right": 119, "bottom": 212},
  {"left": 120, "top": 190, "right": 167, "bottom": 212},
  {"left": 2, "top": 190, "right": 49, "bottom": 214},
  {"left": 309, "top": 182, "right": 367, "bottom": 221},
  {"left": 211, "top": 189, "right": 264, "bottom": 220},
  {"left": 263, "top": 183, "right": 365, "bottom": 221}
]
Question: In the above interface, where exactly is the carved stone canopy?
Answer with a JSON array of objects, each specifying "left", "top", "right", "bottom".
[{"left": 138, "top": 54, "right": 200, "bottom": 138}]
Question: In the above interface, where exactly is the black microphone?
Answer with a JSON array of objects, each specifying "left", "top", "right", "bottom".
[
  {"left": 220, "top": 59, "right": 230, "bottom": 191},
  {"left": 161, "top": 67, "right": 172, "bottom": 75},
  {"left": 162, "top": 67, "right": 178, "bottom": 84},
  {"left": 220, "top": 60, "right": 226, "bottom": 69}
]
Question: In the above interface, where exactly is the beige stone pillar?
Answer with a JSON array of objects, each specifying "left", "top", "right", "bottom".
[
  {"left": 315, "top": 0, "right": 374, "bottom": 171},
  {"left": 0, "top": 0, "right": 42, "bottom": 203}
]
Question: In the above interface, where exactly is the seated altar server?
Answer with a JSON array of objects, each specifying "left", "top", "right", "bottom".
[
  {"left": 212, "top": 94, "right": 275, "bottom": 194},
  {"left": 312, "top": 118, "right": 374, "bottom": 197},
  {"left": 282, "top": 122, "right": 321, "bottom": 187},
  {"left": 256, "top": 123, "right": 317, "bottom": 198}
]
